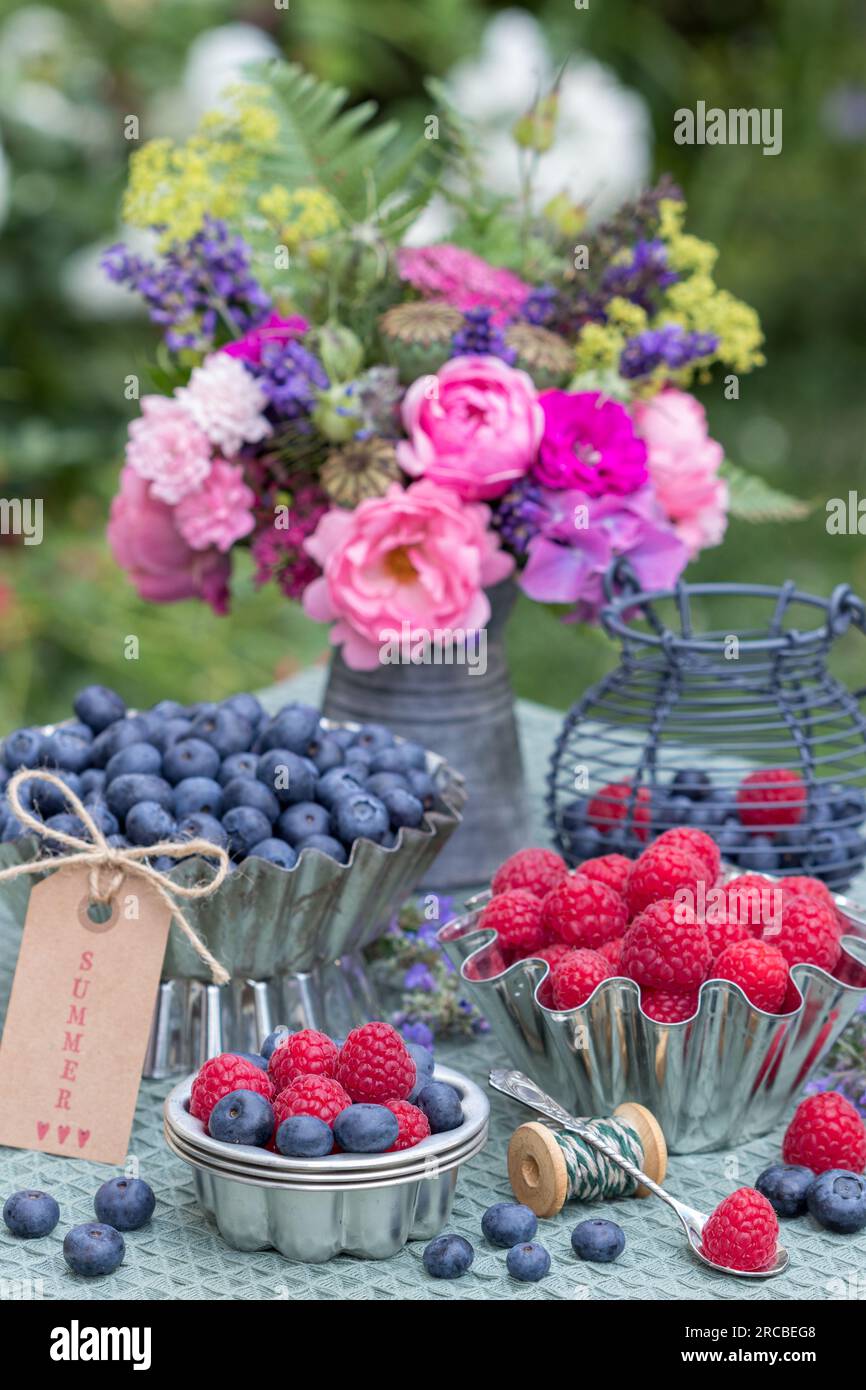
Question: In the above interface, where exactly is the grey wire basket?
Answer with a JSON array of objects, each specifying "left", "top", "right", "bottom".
[{"left": 547, "top": 564, "right": 866, "bottom": 891}]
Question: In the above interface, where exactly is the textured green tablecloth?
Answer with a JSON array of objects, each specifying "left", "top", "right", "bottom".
[{"left": 1, "top": 670, "right": 864, "bottom": 1301}]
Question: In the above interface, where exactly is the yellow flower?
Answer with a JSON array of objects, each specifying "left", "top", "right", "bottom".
[
  {"left": 258, "top": 185, "right": 341, "bottom": 248},
  {"left": 606, "top": 296, "right": 647, "bottom": 335},
  {"left": 573, "top": 322, "right": 623, "bottom": 375}
]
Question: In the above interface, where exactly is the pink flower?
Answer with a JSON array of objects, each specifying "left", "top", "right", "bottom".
[
  {"left": 177, "top": 353, "right": 271, "bottom": 456},
  {"left": 535, "top": 390, "right": 648, "bottom": 496},
  {"left": 222, "top": 312, "right": 309, "bottom": 365},
  {"left": 302, "top": 480, "right": 514, "bottom": 669},
  {"left": 174, "top": 459, "right": 257, "bottom": 552},
  {"left": 107, "top": 466, "right": 230, "bottom": 614},
  {"left": 632, "top": 388, "right": 728, "bottom": 557},
  {"left": 124, "top": 395, "right": 213, "bottom": 504},
  {"left": 396, "top": 244, "right": 531, "bottom": 324},
  {"left": 397, "top": 355, "right": 543, "bottom": 501}
]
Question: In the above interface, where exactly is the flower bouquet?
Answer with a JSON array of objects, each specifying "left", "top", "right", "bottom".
[{"left": 103, "top": 62, "right": 802, "bottom": 882}]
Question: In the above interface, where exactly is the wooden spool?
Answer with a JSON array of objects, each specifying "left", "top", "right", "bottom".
[{"left": 506, "top": 1102, "right": 668, "bottom": 1218}]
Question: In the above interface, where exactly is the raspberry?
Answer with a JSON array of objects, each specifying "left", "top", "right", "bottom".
[
  {"left": 189, "top": 1053, "right": 274, "bottom": 1125},
  {"left": 782, "top": 876, "right": 839, "bottom": 924},
  {"left": 541, "top": 874, "right": 627, "bottom": 949},
  {"left": 529, "top": 942, "right": 575, "bottom": 1005},
  {"left": 273, "top": 1075, "right": 352, "bottom": 1131},
  {"left": 722, "top": 874, "right": 782, "bottom": 935},
  {"left": 464, "top": 944, "right": 508, "bottom": 980},
  {"left": 711, "top": 938, "right": 789, "bottom": 1013},
  {"left": 766, "top": 895, "right": 841, "bottom": 972},
  {"left": 336, "top": 1021, "right": 416, "bottom": 1103},
  {"left": 626, "top": 845, "right": 705, "bottom": 919},
  {"left": 384, "top": 1099, "right": 431, "bottom": 1152},
  {"left": 621, "top": 900, "right": 712, "bottom": 990},
  {"left": 703, "top": 914, "right": 749, "bottom": 961},
  {"left": 578, "top": 853, "right": 633, "bottom": 896},
  {"left": 491, "top": 847, "right": 568, "bottom": 899},
  {"left": 737, "top": 768, "right": 806, "bottom": 829},
  {"left": 782, "top": 1091, "right": 866, "bottom": 1174},
  {"left": 479, "top": 889, "right": 548, "bottom": 957},
  {"left": 598, "top": 936, "right": 624, "bottom": 972},
  {"left": 701, "top": 1188, "right": 779, "bottom": 1272},
  {"left": 268, "top": 1029, "right": 338, "bottom": 1093},
  {"left": 587, "top": 781, "right": 651, "bottom": 841},
  {"left": 550, "top": 949, "right": 614, "bottom": 1010},
  {"left": 516, "top": 941, "right": 572, "bottom": 968},
  {"left": 653, "top": 827, "right": 720, "bottom": 883},
  {"left": 640, "top": 988, "right": 699, "bottom": 1023}
]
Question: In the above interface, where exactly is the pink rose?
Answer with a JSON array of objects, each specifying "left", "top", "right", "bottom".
[
  {"left": 107, "top": 466, "right": 230, "bottom": 614},
  {"left": 175, "top": 459, "right": 257, "bottom": 553},
  {"left": 222, "top": 312, "right": 310, "bottom": 365},
  {"left": 632, "top": 388, "right": 728, "bottom": 557},
  {"left": 397, "top": 356, "right": 543, "bottom": 501},
  {"left": 302, "top": 480, "right": 514, "bottom": 669},
  {"left": 125, "top": 395, "right": 213, "bottom": 504}
]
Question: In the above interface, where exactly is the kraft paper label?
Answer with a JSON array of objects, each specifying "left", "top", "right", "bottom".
[{"left": 0, "top": 865, "right": 171, "bottom": 1165}]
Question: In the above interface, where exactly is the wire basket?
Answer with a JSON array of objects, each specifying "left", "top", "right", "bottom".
[{"left": 547, "top": 564, "right": 866, "bottom": 891}]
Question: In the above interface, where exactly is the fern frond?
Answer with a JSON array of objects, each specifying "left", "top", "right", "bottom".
[{"left": 720, "top": 459, "right": 812, "bottom": 523}]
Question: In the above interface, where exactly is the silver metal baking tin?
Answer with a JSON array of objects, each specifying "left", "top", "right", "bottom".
[
  {"left": 163, "top": 1063, "right": 489, "bottom": 1261},
  {"left": 437, "top": 884, "right": 866, "bottom": 1155}
]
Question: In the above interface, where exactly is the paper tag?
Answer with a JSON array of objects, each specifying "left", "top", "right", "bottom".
[{"left": 0, "top": 864, "right": 171, "bottom": 1165}]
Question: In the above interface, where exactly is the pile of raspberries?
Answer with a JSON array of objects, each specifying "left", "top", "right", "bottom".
[{"left": 477, "top": 836, "right": 847, "bottom": 1022}]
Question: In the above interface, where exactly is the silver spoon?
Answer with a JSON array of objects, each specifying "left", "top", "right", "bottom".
[{"left": 489, "top": 1068, "right": 789, "bottom": 1280}]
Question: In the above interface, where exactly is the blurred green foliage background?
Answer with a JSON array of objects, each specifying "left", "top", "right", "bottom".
[{"left": 1, "top": 0, "right": 864, "bottom": 730}]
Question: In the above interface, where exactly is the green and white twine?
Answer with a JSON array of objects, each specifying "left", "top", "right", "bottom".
[{"left": 542, "top": 1116, "right": 646, "bottom": 1201}]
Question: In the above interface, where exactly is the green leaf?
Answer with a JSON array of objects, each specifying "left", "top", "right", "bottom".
[{"left": 720, "top": 459, "right": 812, "bottom": 523}]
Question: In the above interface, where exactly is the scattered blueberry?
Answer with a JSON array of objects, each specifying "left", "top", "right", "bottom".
[
  {"left": 315, "top": 766, "right": 365, "bottom": 809},
  {"left": 43, "top": 729, "right": 92, "bottom": 773},
  {"left": 173, "top": 776, "right": 225, "bottom": 820},
  {"left": 422, "top": 1233, "right": 474, "bottom": 1279},
  {"left": 3, "top": 728, "right": 47, "bottom": 772},
  {"left": 162, "top": 738, "right": 221, "bottom": 785},
  {"left": 105, "top": 773, "right": 174, "bottom": 821},
  {"left": 222, "top": 693, "right": 264, "bottom": 727},
  {"left": 151, "top": 699, "right": 186, "bottom": 720},
  {"left": 307, "top": 734, "right": 344, "bottom": 774},
  {"left": 364, "top": 771, "right": 409, "bottom": 798},
  {"left": 73, "top": 685, "right": 126, "bottom": 734},
  {"left": 571, "top": 1218, "right": 625, "bottom": 1263},
  {"left": 755, "top": 1164, "right": 815, "bottom": 1218},
  {"left": 125, "top": 801, "right": 176, "bottom": 847},
  {"left": 807, "top": 1169, "right": 866, "bottom": 1233},
  {"left": 277, "top": 800, "right": 331, "bottom": 844},
  {"left": 275, "top": 1114, "right": 334, "bottom": 1157},
  {"left": 417, "top": 1081, "right": 464, "bottom": 1133},
  {"left": 381, "top": 787, "right": 424, "bottom": 830},
  {"left": 259, "top": 703, "right": 320, "bottom": 756},
  {"left": 294, "top": 834, "right": 348, "bottom": 863},
  {"left": 3, "top": 1189, "right": 60, "bottom": 1238},
  {"left": 232, "top": 1051, "right": 269, "bottom": 1071},
  {"left": 222, "top": 776, "right": 280, "bottom": 822},
  {"left": 29, "top": 769, "right": 83, "bottom": 818},
  {"left": 63, "top": 1223, "right": 125, "bottom": 1277},
  {"left": 256, "top": 748, "right": 318, "bottom": 806},
  {"left": 260, "top": 1025, "right": 291, "bottom": 1061},
  {"left": 208, "top": 1089, "right": 275, "bottom": 1147},
  {"left": 104, "top": 742, "right": 162, "bottom": 782},
  {"left": 93, "top": 1177, "right": 156, "bottom": 1231},
  {"left": 332, "top": 1103, "right": 400, "bottom": 1153},
  {"left": 177, "top": 811, "right": 229, "bottom": 849},
  {"left": 406, "top": 1042, "right": 435, "bottom": 1086},
  {"left": 247, "top": 838, "right": 298, "bottom": 869},
  {"left": 189, "top": 707, "right": 252, "bottom": 758},
  {"left": 222, "top": 806, "right": 273, "bottom": 858},
  {"left": 218, "top": 752, "right": 259, "bottom": 786},
  {"left": 148, "top": 717, "right": 192, "bottom": 752},
  {"left": 506, "top": 1241, "right": 551, "bottom": 1282},
  {"left": 79, "top": 768, "right": 106, "bottom": 799},
  {"left": 670, "top": 769, "right": 712, "bottom": 801},
  {"left": 332, "top": 791, "right": 390, "bottom": 846},
  {"left": 406, "top": 768, "right": 435, "bottom": 808},
  {"left": 481, "top": 1201, "right": 538, "bottom": 1248},
  {"left": 738, "top": 834, "right": 779, "bottom": 873}
]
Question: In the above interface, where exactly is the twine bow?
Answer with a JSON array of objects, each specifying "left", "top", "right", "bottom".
[{"left": 0, "top": 769, "right": 230, "bottom": 985}]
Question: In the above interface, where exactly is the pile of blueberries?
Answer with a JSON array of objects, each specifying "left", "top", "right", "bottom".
[
  {"left": 562, "top": 767, "right": 866, "bottom": 888},
  {"left": 3, "top": 1175, "right": 155, "bottom": 1278},
  {"left": 0, "top": 685, "right": 438, "bottom": 870},
  {"left": 423, "top": 1202, "right": 626, "bottom": 1283}
]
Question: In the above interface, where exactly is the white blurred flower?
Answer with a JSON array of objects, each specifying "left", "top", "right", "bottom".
[
  {"left": 406, "top": 7, "right": 651, "bottom": 242},
  {"left": 182, "top": 23, "right": 280, "bottom": 118},
  {"left": 0, "top": 5, "right": 111, "bottom": 148}
]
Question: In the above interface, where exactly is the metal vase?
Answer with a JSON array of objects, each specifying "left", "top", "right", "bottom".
[{"left": 322, "top": 579, "right": 528, "bottom": 888}]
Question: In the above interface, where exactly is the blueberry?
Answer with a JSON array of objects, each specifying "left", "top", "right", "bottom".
[
  {"left": 277, "top": 801, "right": 331, "bottom": 844},
  {"left": 396, "top": 740, "right": 427, "bottom": 771},
  {"left": 208, "top": 1089, "right": 275, "bottom": 1147},
  {"left": 83, "top": 801, "right": 119, "bottom": 837},
  {"left": 506, "top": 1241, "right": 551, "bottom": 1282},
  {"left": 125, "top": 801, "right": 176, "bottom": 847},
  {"left": 148, "top": 717, "right": 193, "bottom": 752},
  {"left": 63, "top": 720, "right": 94, "bottom": 744},
  {"left": 294, "top": 834, "right": 348, "bottom": 863},
  {"left": 222, "top": 776, "right": 279, "bottom": 823},
  {"left": 417, "top": 1081, "right": 463, "bottom": 1133},
  {"left": 218, "top": 752, "right": 259, "bottom": 786},
  {"left": 332, "top": 791, "right": 389, "bottom": 846},
  {"left": 802, "top": 829, "right": 849, "bottom": 874},
  {"left": 93, "top": 1177, "right": 155, "bottom": 1231},
  {"left": 805, "top": 799, "right": 834, "bottom": 829},
  {"left": 332, "top": 1103, "right": 400, "bottom": 1153},
  {"left": 561, "top": 799, "right": 588, "bottom": 834},
  {"left": 315, "top": 766, "right": 365, "bottom": 809},
  {"left": 42, "top": 729, "right": 91, "bottom": 773},
  {"left": 670, "top": 768, "right": 712, "bottom": 801},
  {"left": 184, "top": 701, "right": 218, "bottom": 720},
  {"left": 830, "top": 785, "right": 866, "bottom": 824},
  {"left": 406, "top": 1042, "right": 435, "bottom": 1087},
  {"left": 177, "top": 811, "right": 229, "bottom": 849},
  {"left": 173, "top": 776, "right": 225, "bottom": 820},
  {"left": 73, "top": 685, "right": 126, "bottom": 734},
  {"left": 222, "top": 692, "right": 264, "bottom": 727},
  {"left": 3, "top": 727, "right": 47, "bottom": 771},
  {"left": 807, "top": 1169, "right": 866, "bottom": 1233},
  {"left": 105, "top": 742, "right": 162, "bottom": 782},
  {"left": 232, "top": 1051, "right": 269, "bottom": 1071},
  {"left": 30, "top": 769, "right": 83, "bottom": 818},
  {"left": 89, "top": 715, "right": 151, "bottom": 768},
  {"left": 261, "top": 1025, "right": 291, "bottom": 1061},
  {"left": 256, "top": 748, "right": 318, "bottom": 806},
  {"left": 351, "top": 724, "right": 395, "bottom": 754},
  {"left": 162, "top": 738, "right": 221, "bottom": 785},
  {"left": 247, "top": 838, "right": 298, "bottom": 869},
  {"left": 1, "top": 812, "right": 27, "bottom": 841},
  {"left": 275, "top": 1115, "right": 334, "bottom": 1158},
  {"left": 738, "top": 834, "right": 779, "bottom": 873},
  {"left": 422, "top": 1233, "right": 474, "bottom": 1279},
  {"left": 189, "top": 706, "right": 253, "bottom": 759},
  {"left": 368, "top": 746, "right": 407, "bottom": 775},
  {"left": 44, "top": 813, "right": 88, "bottom": 853},
  {"left": 381, "top": 787, "right": 424, "bottom": 830},
  {"left": 0, "top": 765, "right": 8, "bottom": 792},
  {"left": 366, "top": 771, "right": 410, "bottom": 798},
  {"left": 258, "top": 703, "right": 320, "bottom": 756},
  {"left": 571, "top": 1218, "right": 625, "bottom": 1263},
  {"left": 307, "top": 734, "right": 344, "bottom": 775},
  {"left": 80, "top": 768, "right": 106, "bottom": 799},
  {"left": 345, "top": 745, "right": 373, "bottom": 769},
  {"left": 222, "top": 806, "right": 273, "bottom": 857},
  {"left": 151, "top": 699, "right": 185, "bottom": 720},
  {"left": 63, "top": 1222, "right": 125, "bottom": 1277},
  {"left": 3, "top": 1189, "right": 60, "bottom": 1238},
  {"left": 569, "top": 826, "right": 602, "bottom": 859},
  {"left": 105, "top": 773, "right": 174, "bottom": 821},
  {"left": 481, "top": 1201, "right": 538, "bottom": 1248},
  {"left": 717, "top": 825, "right": 747, "bottom": 860},
  {"left": 406, "top": 768, "right": 435, "bottom": 808},
  {"left": 755, "top": 1163, "right": 815, "bottom": 1218}
]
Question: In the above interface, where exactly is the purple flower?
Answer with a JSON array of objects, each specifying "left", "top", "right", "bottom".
[
  {"left": 450, "top": 307, "right": 516, "bottom": 364},
  {"left": 404, "top": 963, "right": 436, "bottom": 993},
  {"left": 521, "top": 284, "right": 557, "bottom": 327},
  {"left": 619, "top": 324, "right": 718, "bottom": 380},
  {"left": 398, "top": 1018, "right": 435, "bottom": 1049},
  {"left": 251, "top": 340, "right": 329, "bottom": 421},
  {"left": 601, "top": 239, "right": 679, "bottom": 313}
]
